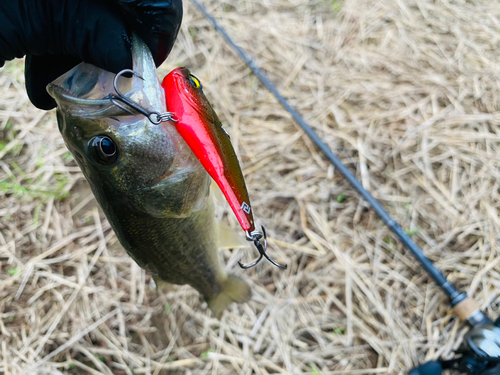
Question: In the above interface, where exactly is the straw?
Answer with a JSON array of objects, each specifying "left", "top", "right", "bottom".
[{"left": 2, "top": 0, "right": 500, "bottom": 373}]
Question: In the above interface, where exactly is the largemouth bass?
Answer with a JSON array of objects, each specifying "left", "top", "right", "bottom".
[{"left": 47, "top": 38, "right": 251, "bottom": 318}]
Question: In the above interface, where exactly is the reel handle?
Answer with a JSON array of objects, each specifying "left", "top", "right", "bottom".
[
  {"left": 408, "top": 361, "right": 443, "bottom": 375},
  {"left": 409, "top": 316, "right": 500, "bottom": 375}
]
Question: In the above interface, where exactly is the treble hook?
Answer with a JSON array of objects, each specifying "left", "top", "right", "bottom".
[
  {"left": 108, "top": 69, "right": 177, "bottom": 125},
  {"left": 238, "top": 226, "right": 287, "bottom": 270}
]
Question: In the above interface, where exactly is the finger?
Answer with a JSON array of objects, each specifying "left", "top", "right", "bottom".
[
  {"left": 25, "top": 54, "right": 82, "bottom": 110},
  {"left": 54, "top": 0, "right": 134, "bottom": 74},
  {"left": 113, "top": 0, "right": 183, "bottom": 66},
  {"left": 25, "top": 0, "right": 137, "bottom": 110},
  {"left": 0, "top": 0, "right": 133, "bottom": 74}
]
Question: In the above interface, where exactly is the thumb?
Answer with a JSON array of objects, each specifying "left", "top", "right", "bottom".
[
  {"left": 25, "top": 54, "right": 82, "bottom": 110},
  {"left": 113, "top": 0, "right": 183, "bottom": 66}
]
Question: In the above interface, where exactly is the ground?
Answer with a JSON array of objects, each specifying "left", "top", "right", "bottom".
[{"left": 1, "top": 0, "right": 500, "bottom": 374}]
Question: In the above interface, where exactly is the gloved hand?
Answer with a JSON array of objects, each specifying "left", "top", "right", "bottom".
[{"left": 0, "top": 0, "right": 182, "bottom": 110}]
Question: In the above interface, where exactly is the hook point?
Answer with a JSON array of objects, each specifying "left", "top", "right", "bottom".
[{"left": 239, "top": 226, "right": 287, "bottom": 270}]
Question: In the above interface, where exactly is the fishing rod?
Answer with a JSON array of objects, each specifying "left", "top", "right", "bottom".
[{"left": 189, "top": 1, "right": 500, "bottom": 374}]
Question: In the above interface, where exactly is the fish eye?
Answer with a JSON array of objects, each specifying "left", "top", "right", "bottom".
[
  {"left": 90, "top": 136, "right": 118, "bottom": 164},
  {"left": 188, "top": 74, "right": 202, "bottom": 89}
]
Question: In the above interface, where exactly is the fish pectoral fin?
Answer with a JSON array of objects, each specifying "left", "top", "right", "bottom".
[
  {"left": 208, "top": 275, "right": 252, "bottom": 319},
  {"left": 216, "top": 221, "right": 247, "bottom": 249},
  {"left": 152, "top": 275, "right": 173, "bottom": 293},
  {"left": 210, "top": 180, "right": 225, "bottom": 205},
  {"left": 212, "top": 181, "right": 247, "bottom": 249}
]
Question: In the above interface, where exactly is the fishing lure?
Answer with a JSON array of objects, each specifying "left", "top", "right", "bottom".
[{"left": 109, "top": 68, "right": 286, "bottom": 270}]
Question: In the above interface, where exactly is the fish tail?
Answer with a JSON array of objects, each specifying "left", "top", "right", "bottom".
[{"left": 208, "top": 275, "right": 251, "bottom": 319}]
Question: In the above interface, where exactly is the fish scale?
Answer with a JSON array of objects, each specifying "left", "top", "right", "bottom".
[{"left": 108, "top": 199, "right": 219, "bottom": 298}]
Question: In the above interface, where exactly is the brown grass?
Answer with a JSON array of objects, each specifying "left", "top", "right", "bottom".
[{"left": 2, "top": 0, "right": 500, "bottom": 374}]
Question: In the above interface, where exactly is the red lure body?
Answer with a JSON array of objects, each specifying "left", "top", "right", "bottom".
[{"left": 161, "top": 67, "right": 255, "bottom": 233}]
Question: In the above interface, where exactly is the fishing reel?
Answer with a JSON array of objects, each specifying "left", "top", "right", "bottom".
[{"left": 409, "top": 317, "right": 500, "bottom": 375}]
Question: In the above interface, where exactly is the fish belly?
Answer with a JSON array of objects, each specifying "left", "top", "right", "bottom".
[
  {"left": 106, "top": 199, "right": 224, "bottom": 300},
  {"left": 99, "top": 194, "right": 251, "bottom": 318}
]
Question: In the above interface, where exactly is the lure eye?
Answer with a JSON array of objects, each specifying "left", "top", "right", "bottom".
[
  {"left": 188, "top": 74, "right": 202, "bottom": 89},
  {"left": 90, "top": 136, "right": 118, "bottom": 164}
]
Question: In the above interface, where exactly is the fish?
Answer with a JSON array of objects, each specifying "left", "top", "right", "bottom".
[{"left": 47, "top": 37, "right": 251, "bottom": 318}]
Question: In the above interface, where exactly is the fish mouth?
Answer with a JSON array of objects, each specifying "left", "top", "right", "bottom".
[
  {"left": 47, "top": 83, "right": 115, "bottom": 112},
  {"left": 134, "top": 168, "right": 187, "bottom": 193},
  {"left": 46, "top": 67, "right": 139, "bottom": 119},
  {"left": 47, "top": 34, "right": 165, "bottom": 119},
  {"left": 150, "top": 169, "right": 177, "bottom": 187},
  {"left": 49, "top": 86, "right": 145, "bottom": 123}
]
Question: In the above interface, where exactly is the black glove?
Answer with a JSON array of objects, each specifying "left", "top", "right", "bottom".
[
  {"left": 408, "top": 361, "right": 442, "bottom": 375},
  {"left": 0, "top": 0, "right": 183, "bottom": 110}
]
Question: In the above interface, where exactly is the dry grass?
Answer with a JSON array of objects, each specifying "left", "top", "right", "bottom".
[{"left": 2, "top": 0, "right": 500, "bottom": 374}]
